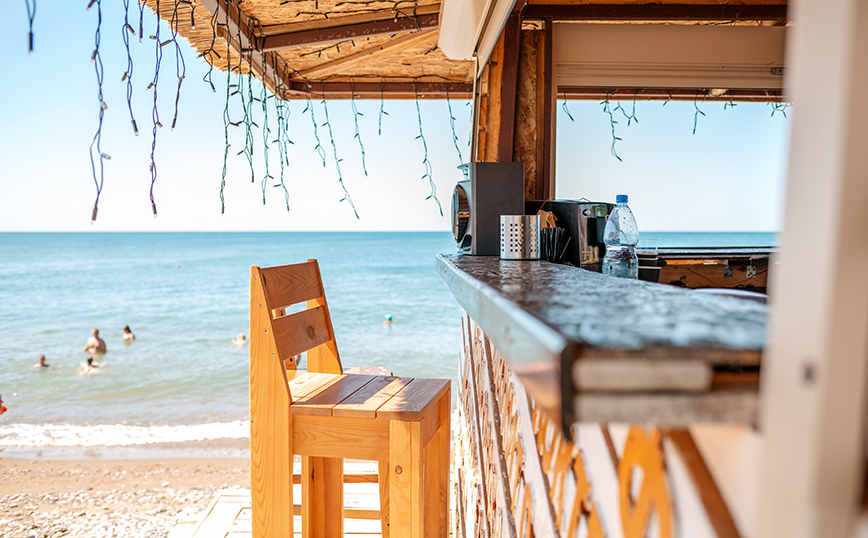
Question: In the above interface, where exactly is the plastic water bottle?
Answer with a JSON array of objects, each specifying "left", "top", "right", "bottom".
[{"left": 602, "top": 194, "right": 639, "bottom": 279}]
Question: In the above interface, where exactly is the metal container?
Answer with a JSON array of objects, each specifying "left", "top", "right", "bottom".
[{"left": 500, "top": 215, "right": 541, "bottom": 260}]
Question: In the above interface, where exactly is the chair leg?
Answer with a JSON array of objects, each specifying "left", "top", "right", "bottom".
[
  {"left": 378, "top": 460, "right": 391, "bottom": 538},
  {"left": 390, "top": 420, "right": 424, "bottom": 536},
  {"left": 423, "top": 390, "right": 451, "bottom": 538},
  {"left": 301, "top": 456, "right": 344, "bottom": 538}
]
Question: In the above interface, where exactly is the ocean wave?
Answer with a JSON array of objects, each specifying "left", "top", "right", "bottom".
[{"left": 0, "top": 421, "right": 249, "bottom": 447}]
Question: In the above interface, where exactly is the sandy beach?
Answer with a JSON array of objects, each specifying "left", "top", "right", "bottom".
[{"left": 0, "top": 458, "right": 249, "bottom": 538}]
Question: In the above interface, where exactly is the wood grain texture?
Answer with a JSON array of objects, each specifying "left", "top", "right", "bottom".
[
  {"left": 259, "top": 262, "right": 322, "bottom": 311},
  {"left": 292, "top": 415, "right": 390, "bottom": 460},
  {"left": 249, "top": 266, "right": 293, "bottom": 538},
  {"left": 378, "top": 460, "right": 391, "bottom": 538},
  {"left": 301, "top": 456, "right": 343, "bottom": 538},
  {"left": 272, "top": 306, "right": 331, "bottom": 361},
  {"left": 377, "top": 378, "right": 451, "bottom": 421},
  {"left": 304, "top": 260, "right": 342, "bottom": 375},
  {"left": 576, "top": 389, "right": 758, "bottom": 425},
  {"left": 288, "top": 372, "right": 345, "bottom": 402},
  {"left": 332, "top": 376, "right": 413, "bottom": 419},
  {"left": 291, "top": 374, "right": 376, "bottom": 417}
]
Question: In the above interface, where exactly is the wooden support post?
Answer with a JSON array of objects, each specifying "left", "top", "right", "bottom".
[
  {"left": 301, "top": 456, "right": 344, "bottom": 538},
  {"left": 757, "top": 0, "right": 868, "bottom": 536},
  {"left": 541, "top": 18, "right": 555, "bottom": 200}
]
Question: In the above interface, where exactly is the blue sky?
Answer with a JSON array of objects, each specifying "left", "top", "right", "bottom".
[{"left": 0, "top": 2, "right": 790, "bottom": 232}]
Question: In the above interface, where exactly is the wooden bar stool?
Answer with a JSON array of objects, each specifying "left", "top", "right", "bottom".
[{"left": 249, "top": 260, "right": 450, "bottom": 538}]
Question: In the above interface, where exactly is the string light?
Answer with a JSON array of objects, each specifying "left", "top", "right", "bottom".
[
  {"left": 122, "top": 0, "right": 138, "bottom": 135},
  {"left": 260, "top": 78, "right": 274, "bottom": 204},
  {"left": 724, "top": 98, "right": 737, "bottom": 110},
  {"left": 769, "top": 102, "right": 790, "bottom": 117},
  {"left": 24, "top": 0, "right": 36, "bottom": 55},
  {"left": 272, "top": 64, "right": 292, "bottom": 211},
  {"left": 378, "top": 78, "right": 388, "bottom": 135},
  {"left": 601, "top": 93, "right": 623, "bottom": 162},
  {"left": 200, "top": 3, "right": 219, "bottom": 92},
  {"left": 350, "top": 79, "right": 368, "bottom": 176},
  {"left": 169, "top": 0, "right": 186, "bottom": 131},
  {"left": 414, "top": 80, "right": 442, "bottom": 216},
  {"left": 220, "top": 4, "right": 232, "bottom": 214},
  {"left": 138, "top": 0, "right": 145, "bottom": 42},
  {"left": 320, "top": 82, "right": 359, "bottom": 218},
  {"left": 445, "top": 83, "right": 463, "bottom": 164},
  {"left": 88, "top": 0, "right": 109, "bottom": 223},
  {"left": 149, "top": 0, "right": 164, "bottom": 217},
  {"left": 562, "top": 100, "right": 575, "bottom": 122},
  {"left": 693, "top": 92, "right": 706, "bottom": 135},
  {"left": 302, "top": 91, "right": 327, "bottom": 167}
]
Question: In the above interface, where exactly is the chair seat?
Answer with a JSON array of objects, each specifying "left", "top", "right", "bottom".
[{"left": 288, "top": 372, "right": 450, "bottom": 421}]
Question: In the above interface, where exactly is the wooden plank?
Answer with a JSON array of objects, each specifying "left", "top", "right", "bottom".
[
  {"left": 261, "top": 4, "right": 441, "bottom": 36},
  {"left": 249, "top": 267, "right": 293, "bottom": 538},
  {"left": 576, "top": 390, "right": 758, "bottom": 425},
  {"left": 541, "top": 18, "right": 554, "bottom": 199},
  {"left": 292, "top": 472, "right": 377, "bottom": 484},
  {"left": 376, "top": 378, "right": 450, "bottom": 421},
  {"left": 293, "top": 415, "right": 390, "bottom": 460},
  {"left": 304, "top": 259, "right": 343, "bottom": 375},
  {"left": 291, "top": 374, "right": 377, "bottom": 417},
  {"left": 301, "top": 456, "right": 343, "bottom": 538},
  {"left": 272, "top": 307, "right": 331, "bottom": 361},
  {"left": 288, "top": 372, "right": 344, "bottom": 402},
  {"left": 333, "top": 376, "right": 413, "bottom": 419},
  {"left": 573, "top": 357, "right": 712, "bottom": 392},
  {"left": 299, "top": 30, "right": 437, "bottom": 81},
  {"left": 667, "top": 429, "right": 743, "bottom": 538},
  {"left": 389, "top": 420, "right": 424, "bottom": 535},
  {"left": 496, "top": 13, "right": 522, "bottom": 163},
  {"left": 285, "top": 81, "right": 473, "bottom": 100},
  {"left": 378, "top": 460, "right": 391, "bottom": 538},
  {"left": 523, "top": 3, "right": 788, "bottom": 21},
  {"left": 258, "top": 13, "right": 439, "bottom": 51},
  {"left": 258, "top": 262, "right": 322, "bottom": 311}
]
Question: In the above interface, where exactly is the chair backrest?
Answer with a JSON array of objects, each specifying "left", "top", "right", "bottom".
[{"left": 250, "top": 259, "right": 342, "bottom": 375}]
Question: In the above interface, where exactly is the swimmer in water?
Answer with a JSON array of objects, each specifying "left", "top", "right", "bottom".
[
  {"left": 33, "top": 355, "right": 49, "bottom": 369},
  {"left": 231, "top": 333, "right": 248, "bottom": 346},
  {"left": 383, "top": 314, "right": 393, "bottom": 325},
  {"left": 80, "top": 356, "right": 104, "bottom": 374},
  {"left": 0, "top": 394, "right": 6, "bottom": 415},
  {"left": 82, "top": 328, "right": 107, "bottom": 355},
  {"left": 122, "top": 325, "right": 135, "bottom": 342}
]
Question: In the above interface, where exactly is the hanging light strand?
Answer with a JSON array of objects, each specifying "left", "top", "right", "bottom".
[
  {"left": 601, "top": 93, "right": 623, "bottom": 162},
  {"left": 272, "top": 67, "right": 291, "bottom": 211},
  {"left": 414, "top": 80, "right": 442, "bottom": 216},
  {"left": 87, "top": 0, "right": 109, "bottom": 222},
  {"left": 693, "top": 92, "right": 706, "bottom": 135},
  {"left": 121, "top": 0, "right": 138, "bottom": 135},
  {"left": 169, "top": 0, "right": 186, "bottom": 131},
  {"left": 302, "top": 91, "right": 327, "bottom": 167},
  {"left": 320, "top": 83, "right": 359, "bottom": 218},
  {"left": 220, "top": 5, "right": 232, "bottom": 214},
  {"left": 199, "top": 2, "right": 219, "bottom": 92},
  {"left": 260, "top": 77, "right": 273, "bottom": 204},
  {"left": 137, "top": 0, "right": 145, "bottom": 42},
  {"left": 350, "top": 79, "right": 368, "bottom": 176},
  {"left": 148, "top": 0, "right": 164, "bottom": 217},
  {"left": 24, "top": 0, "right": 36, "bottom": 54},
  {"left": 378, "top": 77, "right": 388, "bottom": 135},
  {"left": 445, "top": 83, "right": 463, "bottom": 165}
]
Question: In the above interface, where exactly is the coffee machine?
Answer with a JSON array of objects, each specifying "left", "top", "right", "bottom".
[{"left": 525, "top": 200, "right": 614, "bottom": 272}]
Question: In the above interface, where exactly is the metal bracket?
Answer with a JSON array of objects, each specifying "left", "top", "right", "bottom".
[{"left": 747, "top": 264, "right": 757, "bottom": 278}]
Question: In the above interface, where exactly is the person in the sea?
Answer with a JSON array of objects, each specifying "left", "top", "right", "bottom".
[
  {"left": 0, "top": 394, "right": 6, "bottom": 415},
  {"left": 80, "top": 356, "right": 104, "bottom": 374},
  {"left": 231, "top": 333, "right": 248, "bottom": 346},
  {"left": 383, "top": 314, "right": 393, "bottom": 325},
  {"left": 33, "top": 354, "right": 49, "bottom": 369},
  {"left": 122, "top": 325, "right": 135, "bottom": 342},
  {"left": 82, "top": 328, "right": 107, "bottom": 355}
]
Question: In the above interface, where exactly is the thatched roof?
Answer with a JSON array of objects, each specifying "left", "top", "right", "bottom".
[{"left": 143, "top": 0, "right": 473, "bottom": 99}]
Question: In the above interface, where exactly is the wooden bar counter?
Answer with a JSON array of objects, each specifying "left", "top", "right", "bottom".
[{"left": 438, "top": 253, "right": 767, "bottom": 538}]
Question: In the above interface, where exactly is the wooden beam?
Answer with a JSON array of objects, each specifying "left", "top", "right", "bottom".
[
  {"left": 286, "top": 81, "right": 472, "bottom": 99},
  {"left": 257, "top": 13, "right": 440, "bottom": 52},
  {"left": 298, "top": 30, "right": 437, "bottom": 80},
  {"left": 523, "top": 4, "right": 788, "bottom": 21},
  {"left": 560, "top": 87, "right": 784, "bottom": 102},
  {"left": 260, "top": 4, "right": 441, "bottom": 36},
  {"left": 541, "top": 18, "right": 554, "bottom": 199},
  {"left": 496, "top": 13, "right": 522, "bottom": 163}
]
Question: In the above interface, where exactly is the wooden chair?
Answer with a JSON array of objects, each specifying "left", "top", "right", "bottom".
[{"left": 249, "top": 260, "right": 451, "bottom": 538}]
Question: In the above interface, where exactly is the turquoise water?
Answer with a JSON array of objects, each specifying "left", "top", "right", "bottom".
[{"left": 0, "top": 231, "right": 775, "bottom": 453}]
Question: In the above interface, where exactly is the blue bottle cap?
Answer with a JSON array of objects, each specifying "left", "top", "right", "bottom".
[{"left": 616, "top": 194, "right": 628, "bottom": 203}]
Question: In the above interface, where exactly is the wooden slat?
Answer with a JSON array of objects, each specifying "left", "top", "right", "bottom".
[
  {"left": 287, "top": 372, "right": 344, "bottom": 401},
  {"left": 272, "top": 307, "right": 331, "bottom": 361},
  {"left": 573, "top": 357, "right": 712, "bottom": 392},
  {"left": 377, "top": 378, "right": 450, "bottom": 421},
  {"left": 576, "top": 390, "right": 758, "bottom": 425},
  {"left": 258, "top": 262, "right": 322, "bottom": 311},
  {"left": 291, "top": 374, "right": 377, "bottom": 416},
  {"left": 333, "top": 376, "right": 413, "bottom": 419},
  {"left": 667, "top": 429, "right": 743, "bottom": 538},
  {"left": 261, "top": 4, "right": 441, "bottom": 36},
  {"left": 293, "top": 415, "right": 390, "bottom": 460},
  {"left": 292, "top": 472, "right": 377, "bottom": 484},
  {"left": 259, "top": 13, "right": 439, "bottom": 51}
]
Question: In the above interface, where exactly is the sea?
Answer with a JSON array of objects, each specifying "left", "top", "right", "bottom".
[{"left": 0, "top": 231, "right": 775, "bottom": 459}]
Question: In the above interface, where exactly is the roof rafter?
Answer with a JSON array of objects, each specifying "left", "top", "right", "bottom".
[
  {"left": 256, "top": 11, "right": 440, "bottom": 51},
  {"left": 523, "top": 4, "right": 788, "bottom": 21}
]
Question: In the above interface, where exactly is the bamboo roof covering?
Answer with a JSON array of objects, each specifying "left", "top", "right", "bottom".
[
  {"left": 143, "top": 0, "right": 473, "bottom": 99},
  {"left": 143, "top": 0, "right": 788, "bottom": 99}
]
